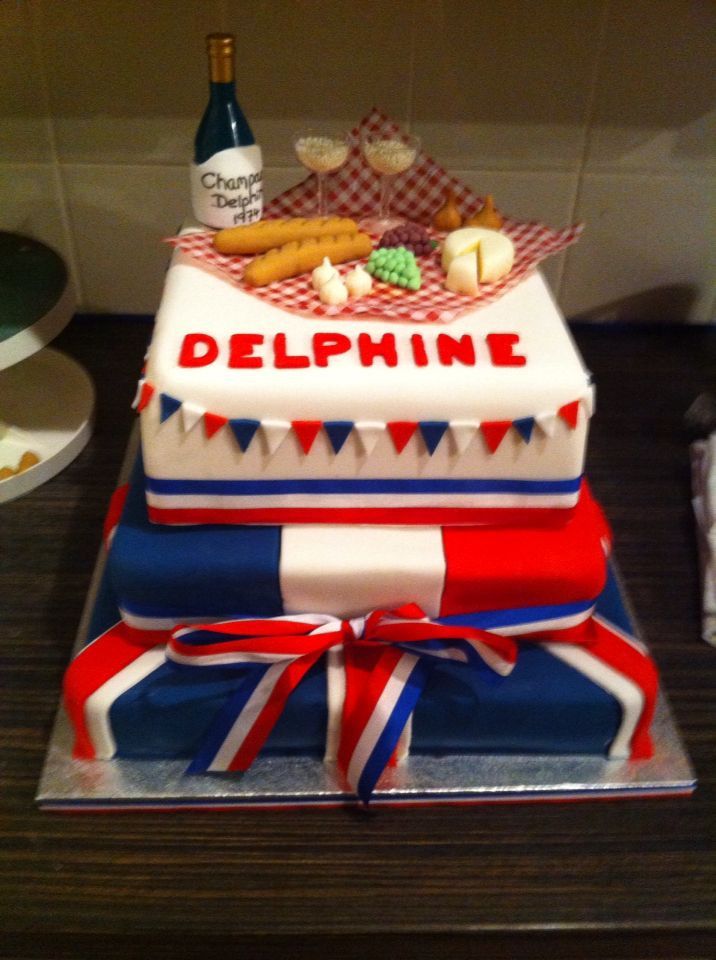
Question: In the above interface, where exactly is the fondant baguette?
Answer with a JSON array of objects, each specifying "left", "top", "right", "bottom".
[
  {"left": 214, "top": 217, "right": 359, "bottom": 255},
  {"left": 243, "top": 232, "right": 373, "bottom": 287}
]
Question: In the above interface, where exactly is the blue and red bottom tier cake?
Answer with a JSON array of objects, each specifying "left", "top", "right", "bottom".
[{"left": 63, "top": 456, "right": 658, "bottom": 802}]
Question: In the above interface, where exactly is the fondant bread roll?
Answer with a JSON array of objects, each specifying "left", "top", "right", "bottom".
[
  {"left": 214, "top": 217, "right": 359, "bottom": 255},
  {"left": 244, "top": 232, "right": 373, "bottom": 287}
]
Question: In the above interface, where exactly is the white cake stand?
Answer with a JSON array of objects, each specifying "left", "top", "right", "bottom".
[{"left": 0, "top": 233, "right": 94, "bottom": 504}]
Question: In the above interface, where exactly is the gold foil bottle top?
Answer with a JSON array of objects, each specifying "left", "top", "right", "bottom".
[{"left": 206, "top": 33, "right": 235, "bottom": 84}]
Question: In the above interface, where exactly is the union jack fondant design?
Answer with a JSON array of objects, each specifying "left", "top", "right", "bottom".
[{"left": 63, "top": 562, "right": 657, "bottom": 803}]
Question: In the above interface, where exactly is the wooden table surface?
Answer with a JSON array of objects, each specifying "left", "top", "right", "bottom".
[{"left": 2, "top": 317, "right": 715, "bottom": 960}]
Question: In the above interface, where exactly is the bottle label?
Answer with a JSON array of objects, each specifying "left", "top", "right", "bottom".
[{"left": 190, "top": 145, "right": 263, "bottom": 228}]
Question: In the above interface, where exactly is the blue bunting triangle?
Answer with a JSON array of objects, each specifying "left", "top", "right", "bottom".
[
  {"left": 229, "top": 418, "right": 261, "bottom": 452},
  {"left": 513, "top": 416, "right": 535, "bottom": 443},
  {"left": 159, "top": 392, "right": 182, "bottom": 424},
  {"left": 419, "top": 420, "right": 450, "bottom": 455},
  {"left": 323, "top": 420, "right": 354, "bottom": 454}
]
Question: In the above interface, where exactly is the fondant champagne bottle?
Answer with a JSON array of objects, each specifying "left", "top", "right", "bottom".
[{"left": 190, "top": 33, "right": 263, "bottom": 228}]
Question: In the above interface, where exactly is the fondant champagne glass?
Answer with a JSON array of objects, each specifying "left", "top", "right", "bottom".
[
  {"left": 293, "top": 130, "right": 351, "bottom": 217},
  {"left": 360, "top": 131, "right": 420, "bottom": 232}
]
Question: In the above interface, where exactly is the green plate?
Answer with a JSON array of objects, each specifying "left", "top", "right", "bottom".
[{"left": 0, "top": 232, "right": 68, "bottom": 343}]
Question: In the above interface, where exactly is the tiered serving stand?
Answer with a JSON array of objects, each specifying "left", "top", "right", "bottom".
[{"left": 0, "top": 233, "right": 94, "bottom": 503}]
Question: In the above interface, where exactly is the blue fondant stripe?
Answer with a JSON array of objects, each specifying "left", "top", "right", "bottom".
[{"left": 146, "top": 475, "right": 582, "bottom": 496}]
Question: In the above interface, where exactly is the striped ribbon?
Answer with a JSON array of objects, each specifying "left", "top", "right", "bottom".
[{"left": 167, "top": 604, "right": 518, "bottom": 803}]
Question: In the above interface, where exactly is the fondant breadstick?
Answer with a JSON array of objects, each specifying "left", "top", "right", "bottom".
[
  {"left": 243, "top": 232, "right": 373, "bottom": 287},
  {"left": 214, "top": 217, "right": 359, "bottom": 255}
]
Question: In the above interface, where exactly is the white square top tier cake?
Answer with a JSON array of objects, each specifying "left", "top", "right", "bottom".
[{"left": 139, "top": 247, "right": 592, "bottom": 526}]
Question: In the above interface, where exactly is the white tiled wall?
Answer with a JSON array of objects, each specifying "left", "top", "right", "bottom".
[{"left": 1, "top": 0, "right": 714, "bottom": 321}]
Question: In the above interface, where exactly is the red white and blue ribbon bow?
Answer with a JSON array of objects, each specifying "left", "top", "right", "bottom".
[{"left": 168, "top": 604, "right": 517, "bottom": 803}]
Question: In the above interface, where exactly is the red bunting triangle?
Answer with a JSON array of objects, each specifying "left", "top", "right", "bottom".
[
  {"left": 136, "top": 381, "right": 155, "bottom": 412},
  {"left": 292, "top": 420, "right": 322, "bottom": 455},
  {"left": 387, "top": 421, "right": 418, "bottom": 453},
  {"left": 204, "top": 412, "right": 228, "bottom": 439},
  {"left": 481, "top": 420, "right": 512, "bottom": 454},
  {"left": 558, "top": 400, "right": 580, "bottom": 430}
]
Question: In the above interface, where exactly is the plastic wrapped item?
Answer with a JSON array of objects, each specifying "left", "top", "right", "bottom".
[{"left": 691, "top": 433, "right": 716, "bottom": 645}]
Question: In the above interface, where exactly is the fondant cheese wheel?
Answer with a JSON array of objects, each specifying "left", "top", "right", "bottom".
[{"left": 441, "top": 227, "right": 515, "bottom": 284}]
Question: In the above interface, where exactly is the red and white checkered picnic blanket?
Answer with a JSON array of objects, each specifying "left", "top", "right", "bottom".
[{"left": 168, "top": 109, "right": 582, "bottom": 324}]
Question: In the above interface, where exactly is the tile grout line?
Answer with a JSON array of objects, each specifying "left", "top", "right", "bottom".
[
  {"left": 29, "top": 0, "right": 86, "bottom": 306},
  {"left": 559, "top": 0, "right": 611, "bottom": 309}
]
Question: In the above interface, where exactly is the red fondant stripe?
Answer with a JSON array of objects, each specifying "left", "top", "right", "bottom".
[
  {"left": 587, "top": 618, "right": 659, "bottom": 759},
  {"left": 62, "top": 623, "right": 150, "bottom": 759},
  {"left": 147, "top": 505, "right": 576, "bottom": 527},
  {"left": 102, "top": 483, "right": 130, "bottom": 551}
]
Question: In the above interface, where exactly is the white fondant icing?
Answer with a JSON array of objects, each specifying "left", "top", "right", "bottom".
[
  {"left": 544, "top": 643, "right": 644, "bottom": 758},
  {"left": 279, "top": 525, "right": 447, "bottom": 619}
]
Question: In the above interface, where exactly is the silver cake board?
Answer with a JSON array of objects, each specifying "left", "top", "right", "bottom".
[{"left": 37, "top": 431, "right": 696, "bottom": 810}]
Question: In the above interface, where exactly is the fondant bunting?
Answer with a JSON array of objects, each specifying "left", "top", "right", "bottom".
[
  {"left": 181, "top": 401, "right": 205, "bottom": 433},
  {"left": 261, "top": 419, "right": 291, "bottom": 455},
  {"left": 419, "top": 421, "right": 450, "bottom": 456},
  {"left": 159, "top": 392, "right": 182, "bottom": 424},
  {"left": 143, "top": 382, "right": 588, "bottom": 458},
  {"left": 292, "top": 420, "right": 323, "bottom": 455},
  {"left": 536, "top": 412, "right": 558, "bottom": 437},
  {"left": 204, "top": 412, "right": 228, "bottom": 439},
  {"left": 558, "top": 400, "right": 580, "bottom": 430},
  {"left": 387, "top": 421, "right": 418, "bottom": 454},
  {"left": 131, "top": 379, "right": 144, "bottom": 410},
  {"left": 134, "top": 381, "right": 155, "bottom": 413},
  {"left": 449, "top": 421, "right": 480, "bottom": 456},
  {"left": 481, "top": 420, "right": 512, "bottom": 454},
  {"left": 324, "top": 420, "right": 354, "bottom": 455},
  {"left": 229, "top": 418, "right": 261, "bottom": 452},
  {"left": 513, "top": 416, "right": 535, "bottom": 444},
  {"left": 354, "top": 421, "right": 385, "bottom": 457}
]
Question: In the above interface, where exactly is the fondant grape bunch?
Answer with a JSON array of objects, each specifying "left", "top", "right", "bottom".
[
  {"left": 365, "top": 247, "right": 421, "bottom": 290},
  {"left": 378, "top": 222, "right": 434, "bottom": 257}
]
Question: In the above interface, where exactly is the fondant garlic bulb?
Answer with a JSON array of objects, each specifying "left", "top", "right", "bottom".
[
  {"left": 319, "top": 275, "right": 349, "bottom": 305},
  {"left": 311, "top": 256, "right": 338, "bottom": 291},
  {"left": 344, "top": 264, "right": 373, "bottom": 298}
]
